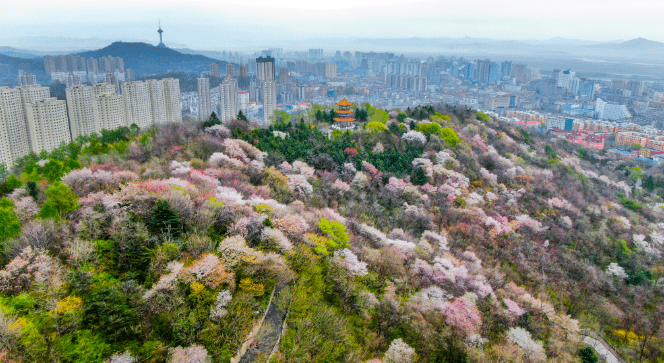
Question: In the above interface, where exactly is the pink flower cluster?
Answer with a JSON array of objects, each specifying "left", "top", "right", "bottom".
[
  {"left": 386, "top": 177, "right": 409, "bottom": 193},
  {"left": 471, "top": 134, "right": 488, "bottom": 152},
  {"left": 205, "top": 124, "right": 231, "bottom": 137},
  {"left": 515, "top": 214, "right": 547, "bottom": 233},
  {"left": 0, "top": 246, "right": 56, "bottom": 295},
  {"left": 441, "top": 296, "right": 482, "bottom": 336},
  {"left": 274, "top": 214, "right": 310, "bottom": 237},
  {"left": 485, "top": 214, "right": 513, "bottom": 235},
  {"left": 61, "top": 168, "right": 139, "bottom": 195},
  {"left": 189, "top": 169, "right": 220, "bottom": 189},
  {"left": 362, "top": 161, "right": 383, "bottom": 180},
  {"left": 332, "top": 179, "right": 351, "bottom": 192}
]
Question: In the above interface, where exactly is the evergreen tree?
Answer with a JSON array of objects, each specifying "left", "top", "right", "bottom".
[
  {"left": 578, "top": 347, "right": 598, "bottom": 363},
  {"left": 412, "top": 167, "right": 428, "bottom": 186},
  {"left": 147, "top": 199, "right": 182, "bottom": 238},
  {"left": 643, "top": 175, "right": 655, "bottom": 190},
  {"left": 201, "top": 112, "right": 221, "bottom": 129},
  {"left": 0, "top": 197, "right": 20, "bottom": 242},
  {"left": 237, "top": 110, "right": 248, "bottom": 121}
]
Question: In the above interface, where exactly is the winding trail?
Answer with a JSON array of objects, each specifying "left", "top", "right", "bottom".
[{"left": 237, "top": 283, "right": 289, "bottom": 363}]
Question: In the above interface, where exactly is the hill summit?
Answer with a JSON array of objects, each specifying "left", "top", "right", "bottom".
[{"left": 76, "top": 41, "right": 219, "bottom": 76}]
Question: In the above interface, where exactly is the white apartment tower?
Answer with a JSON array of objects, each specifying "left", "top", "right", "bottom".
[
  {"left": 25, "top": 98, "right": 71, "bottom": 152},
  {"left": 256, "top": 56, "right": 275, "bottom": 82},
  {"left": 66, "top": 85, "right": 99, "bottom": 138},
  {"left": 146, "top": 80, "right": 167, "bottom": 126},
  {"left": 237, "top": 92, "right": 249, "bottom": 115},
  {"left": 162, "top": 78, "right": 182, "bottom": 124},
  {"left": 262, "top": 80, "right": 277, "bottom": 126},
  {"left": 96, "top": 94, "right": 125, "bottom": 131},
  {"left": 0, "top": 87, "right": 32, "bottom": 160},
  {"left": 122, "top": 81, "right": 153, "bottom": 129},
  {"left": 197, "top": 77, "right": 212, "bottom": 122},
  {"left": 219, "top": 78, "right": 237, "bottom": 123},
  {"left": 0, "top": 108, "right": 14, "bottom": 168}
]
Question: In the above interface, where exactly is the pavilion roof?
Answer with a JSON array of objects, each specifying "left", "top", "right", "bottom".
[{"left": 335, "top": 98, "right": 353, "bottom": 107}]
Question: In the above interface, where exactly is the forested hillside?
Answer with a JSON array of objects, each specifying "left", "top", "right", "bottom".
[{"left": 0, "top": 104, "right": 662, "bottom": 362}]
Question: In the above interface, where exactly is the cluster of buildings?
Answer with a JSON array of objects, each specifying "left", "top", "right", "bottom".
[
  {"left": 43, "top": 55, "right": 134, "bottom": 87},
  {"left": 0, "top": 78, "right": 181, "bottom": 167}
]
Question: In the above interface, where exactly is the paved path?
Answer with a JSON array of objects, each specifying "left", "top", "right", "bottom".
[
  {"left": 583, "top": 336, "right": 621, "bottom": 363},
  {"left": 238, "top": 284, "right": 289, "bottom": 363}
]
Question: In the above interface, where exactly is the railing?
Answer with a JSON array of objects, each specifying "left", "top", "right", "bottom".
[{"left": 580, "top": 329, "right": 629, "bottom": 363}]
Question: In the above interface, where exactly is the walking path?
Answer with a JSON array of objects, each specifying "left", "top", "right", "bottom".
[
  {"left": 581, "top": 330, "right": 624, "bottom": 363},
  {"left": 237, "top": 283, "right": 289, "bottom": 363}
]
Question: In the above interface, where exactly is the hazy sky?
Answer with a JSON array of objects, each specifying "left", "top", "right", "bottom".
[{"left": 1, "top": 0, "right": 663, "bottom": 49}]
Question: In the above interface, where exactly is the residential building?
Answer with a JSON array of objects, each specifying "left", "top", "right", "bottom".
[
  {"left": 210, "top": 63, "right": 220, "bottom": 78},
  {"left": 25, "top": 98, "right": 71, "bottom": 152},
  {"left": 122, "top": 81, "right": 153, "bottom": 129},
  {"left": 17, "top": 73, "right": 37, "bottom": 88},
  {"left": 66, "top": 85, "right": 99, "bottom": 138},
  {"left": 219, "top": 78, "right": 237, "bottom": 123},
  {"left": 197, "top": 77, "right": 212, "bottom": 122},
  {"left": 256, "top": 56, "right": 275, "bottom": 82},
  {"left": 146, "top": 80, "right": 167, "bottom": 126},
  {"left": 262, "top": 80, "right": 277, "bottom": 126},
  {"left": 596, "top": 98, "right": 631, "bottom": 120},
  {"left": 162, "top": 78, "right": 182, "bottom": 124},
  {"left": 237, "top": 92, "right": 249, "bottom": 115}
]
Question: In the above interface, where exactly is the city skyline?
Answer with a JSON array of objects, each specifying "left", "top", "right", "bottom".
[{"left": 1, "top": 0, "right": 663, "bottom": 50}]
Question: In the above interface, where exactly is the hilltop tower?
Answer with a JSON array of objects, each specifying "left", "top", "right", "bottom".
[{"left": 157, "top": 21, "right": 165, "bottom": 48}]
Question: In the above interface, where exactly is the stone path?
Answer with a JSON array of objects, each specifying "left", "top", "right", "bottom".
[
  {"left": 238, "top": 284, "right": 289, "bottom": 363},
  {"left": 583, "top": 336, "right": 621, "bottom": 363}
]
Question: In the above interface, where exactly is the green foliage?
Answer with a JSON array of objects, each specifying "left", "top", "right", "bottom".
[
  {"left": 54, "top": 330, "right": 112, "bottom": 363},
  {"left": 411, "top": 167, "right": 428, "bottom": 186},
  {"left": 370, "top": 109, "right": 389, "bottom": 123},
  {"left": 578, "top": 148, "right": 588, "bottom": 159},
  {"left": 578, "top": 346, "right": 599, "bottom": 363},
  {"left": 617, "top": 193, "right": 644, "bottom": 212},
  {"left": 40, "top": 182, "right": 79, "bottom": 219},
  {"left": 475, "top": 111, "right": 490, "bottom": 121},
  {"left": 318, "top": 218, "right": 349, "bottom": 250},
  {"left": 440, "top": 127, "right": 461, "bottom": 147},
  {"left": 643, "top": 175, "right": 655, "bottom": 190},
  {"left": 0, "top": 174, "right": 22, "bottom": 195},
  {"left": 397, "top": 112, "right": 408, "bottom": 122},
  {"left": 0, "top": 197, "right": 20, "bottom": 243},
  {"left": 431, "top": 112, "right": 451, "bottom": 123},
  {"left": 201, "top": 112, "right": 221, "bottom": 129},
  {"left": 629, "top": 166, "right": 643, "bottom": 182},
  {"left": 365, "top": 121, "right": 387, "bottom": 133},
  {"left": 415, "top": 122, "right": 444, "bottom": 136},
  {"left": 545, "top": 144, "right": 557, "bottom": 160},
  {"left": 147, "top": 200, "right": 182, "bottom": 238}
]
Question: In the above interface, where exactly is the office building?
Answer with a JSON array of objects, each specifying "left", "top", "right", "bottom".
[
  {"left": 122, "top": 81, "right": 153, "bottom": 129},
  {"left": 262, "top": 80, "right": 277, "bottom": 126},
  {"left": 197, "top": 77, "right": 212, "bottom": 122},
  {"left": 25, "top": 98, "right": 70, "bottom": 152},
  {"left": 256, "top": 56, "right": 275, "bottom": 82}
]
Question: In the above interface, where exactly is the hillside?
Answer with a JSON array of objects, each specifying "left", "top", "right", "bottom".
[
  {"left": 0, "top": 105, "right": 662, "bottom": 362},
  {"left": 0, "top": 53, "right": 44, "bottom": 78},
  {"left": 76, "top": 42, "right": 218, "bottom": 76}
]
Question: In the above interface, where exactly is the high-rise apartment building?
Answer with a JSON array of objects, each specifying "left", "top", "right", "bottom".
[
  {"left": 256, "top": 56, "right": 275, "bottom": 82},
  {"left": 17, "top": 73, "right": 37, "bottom": 88},
  {"left": 162, "top": 78, "right": 182, "bottom": 125},
  {"left": 0, "top": 110, "right": 13, "bottom": 168},
  {"left": 475, "top": 59, "right": 491, "bottom": 83},
  {"left": 262, "top": 80, "right": 277, "bottom": 126},
  {"left": 87, "top": 58, "right": 99, "bottom": 74},
  {"left": 227, "top": 63, "right": 235, "bottom": 78},
  {"left": 197, "top": 77, "right": 212, "bottom": 122},
  {"left": 122, "top": 81, "right": 153, "bottom": 129},
  {"left": 146, "top": 80, "right": 167, "bottom": 126},
  {"left": 66, "top": 85, "right": 99, "bottom": 138},
  {"left": 95, "top": 93, "right": 125, "bottom": 132},
  {"left": 501, "top": 61, "right": 512, "bottom": 79},
  {"left": 237, "top": 92, "right": 249, "bottom": 115},
  {"left": 0, "top": 87, "right": 29, "bottom": 163},
  {"left": 596, "top": 98, "right": 631, "bottom": 121},
  {"left": 25, "top": 98, "right": 71, "bottom": 152},
  {"left": 238, "top": 64, "right": 248, "bottom": 78},
  {"left": 210, "top": 63, "right": 220, "bottom": 78},
  {"left": 219, "top": 78, "right": 237, "bottom": 123}
]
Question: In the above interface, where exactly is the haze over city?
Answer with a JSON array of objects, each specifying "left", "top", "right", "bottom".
[{"left": 2, "top": 0, "right": 664, "bottom": 49}]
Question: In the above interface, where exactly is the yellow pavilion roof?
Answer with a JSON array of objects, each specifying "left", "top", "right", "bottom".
[
  {"left": 335, "top": 98, "right": 353, "bottom": 107},
  {"left": 334, "top": 117, "right": 356, "bottom": 122}
]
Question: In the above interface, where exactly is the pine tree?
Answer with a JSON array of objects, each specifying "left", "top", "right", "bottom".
[{"left": 148, "top": 199, "right": 182, "bottom": 238}]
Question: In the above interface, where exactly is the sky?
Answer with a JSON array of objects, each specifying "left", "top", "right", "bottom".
[{"left": 1, "top": 0, "right": 663, "bottom": 50}]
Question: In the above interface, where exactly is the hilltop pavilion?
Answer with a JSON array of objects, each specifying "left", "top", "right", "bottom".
[{"left": 332, "top": 98, "right": 356, "bottom": 130}]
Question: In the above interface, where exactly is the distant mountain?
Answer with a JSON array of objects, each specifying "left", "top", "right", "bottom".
[
  {"left": 0, "top": 36, "right": 187, "bottom": 53},
  {"left": 76, "top": 42, "right": 218, "bottom": 76},
  {"left": 590, "top": 37, "right": 664, "bottom": 50},
  {"left": 0, "top": 47, "right": 45, "bottom": 59},
  {"left": 0, "top": 53, "right": 45, "bottom": 78}
]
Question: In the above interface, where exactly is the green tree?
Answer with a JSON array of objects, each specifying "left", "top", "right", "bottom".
[
  {"left": 630, "top": 166, "right": 643, "bottom": 183},
  {"left": 643, "top": 175, "right": 655, "bottom": 190},
  {"left": 237, "top": 110, "right": 248, "bottom": 121},
  {"left": 397, "top": 112, "right": 408, "bottom": 122},
  {"left": 365, "top": 121, "right": 387, "bottom": 133},
  {"left": 318, "top": 218, "right": 349, "bottom": 249},
  {"left": 42, "top": 159, "right": 64, "bottom": 182},
  {"left": 148, "top": 199, "right": 182, "bottom": 238},
  {"left": 201, "top": 112, "right": 221, "bottom": 129},
  {"left": 40, "top": 182, "right": 79, "bottom": 219},
  {"left": 0, "top": 197, "right": 20, "bottom": 242},
  {"left": 440, "top": 127, "right": 461, "bottom": 147},
  {"left": 415, "top": 122, "right": 444, "bottom": 136},
  {"left": 475, "top": 111, "right": 490, "bottom": 121},
  {"left": 578, "top": 346, "right": 598, "bottom": 363},
  {"left": 411, "top": 167, "right": 428, "bottom": 186}
]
